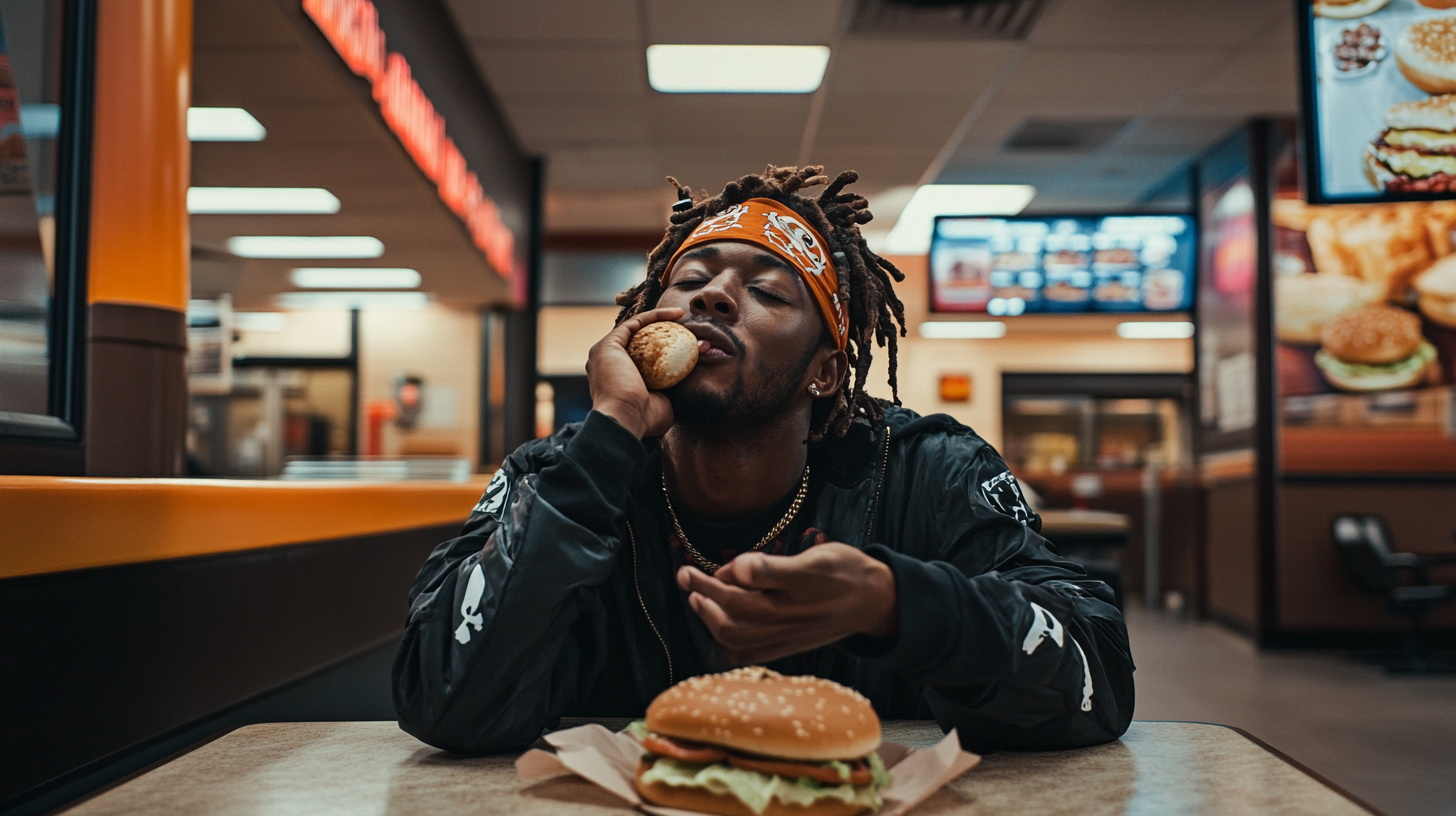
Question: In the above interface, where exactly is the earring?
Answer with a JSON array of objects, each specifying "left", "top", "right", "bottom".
[{"left": 807, "top": 384, "right": 822, "bottom": 397}]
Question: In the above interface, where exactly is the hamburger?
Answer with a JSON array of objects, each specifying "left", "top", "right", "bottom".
[
  {"left": 1315, "top": 304, "right": 1437, "bottom": 391},
  {"left": 631, "top": 667, "right": 891, "bottom": 816},
  {"left": 1367, "top": 95, "right": 1456, "bottom": 194},
  {"left": 1314, "top": 0, "right": 1390, "bottom": 17},
  {"left": 1414, "top": 254, "right": 1456, "bottom": 328},
  {"left": 628, "top": 321, "right": 699, "bottom": 390},
  {"left": 1396, "top": 16, "right": 1456, "bottom": 94}
]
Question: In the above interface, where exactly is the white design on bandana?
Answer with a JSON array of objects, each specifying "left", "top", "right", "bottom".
[
  {"left": 472, "top": 469, "right": 510, "bottom": 519},
  {"left": 454, "top": 563, "right": 486, "bottom": 644},
  {"left": 762, "top": 210, "right": 828, "bottom": 277},
  {"left": 1022, "top": 602, "right": 1064, "bottom": 655},
  {"left": 694, "top": 203, "right": 750, "bottom": 236}
]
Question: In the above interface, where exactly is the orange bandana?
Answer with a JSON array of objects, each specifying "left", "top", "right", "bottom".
[{"left": 662, "top": 198, "right": 846, "bottom": 349}]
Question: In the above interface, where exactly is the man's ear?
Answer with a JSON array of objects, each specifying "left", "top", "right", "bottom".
[{"left": 807, "top": 347, "right": 849, "bottom": 398}]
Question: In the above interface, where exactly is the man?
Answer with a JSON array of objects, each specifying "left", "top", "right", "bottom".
[{"left": 393, "top": 166, "right": 1134, "bottom": 755}]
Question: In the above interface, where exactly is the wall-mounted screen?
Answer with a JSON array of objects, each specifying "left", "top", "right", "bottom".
[
  {"left": 929, "top": 214, "right": 1196, "bottom": 315},
  {"left": 1299, "top": 0, "right": 1456, "bottom": 203}
]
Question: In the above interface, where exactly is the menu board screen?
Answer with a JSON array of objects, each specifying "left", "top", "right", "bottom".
[
  {"left": 929, "top": 215, "right": 1196, "bottom": 314},
  {"left": 1300, "top": 0, "right": 1456, "bottom": 203}
]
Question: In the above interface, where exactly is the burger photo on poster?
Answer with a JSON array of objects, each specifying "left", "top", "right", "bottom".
[
  {"left": 630, "top": 668, "right": 892, "bottom": 816},
  {"left": 1414, "top": 253, "right": 1456, "bottom": 327},
  {"left": 1314, "top": 304, "right": 1438, "bottom": 391}
]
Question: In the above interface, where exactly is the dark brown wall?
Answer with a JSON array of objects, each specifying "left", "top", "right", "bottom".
[
  {"left": 85, "top": 302, "right": 186, "bottom": 476},
  {"left": 1279, "top": 482, "right": 1456, "bottom": 632},
  {"left": 1206, "top": 479, "right": 1259, "bottom": 631}
]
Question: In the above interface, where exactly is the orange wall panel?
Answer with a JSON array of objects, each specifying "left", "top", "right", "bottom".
[{"left": 88, "top": 0, "right": 192, "bottom": 310}]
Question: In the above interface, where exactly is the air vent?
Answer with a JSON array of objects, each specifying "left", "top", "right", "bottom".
[
  {"left": 1003, "top": 118, "right": 1133, "bottom": 152},
  {"left": 848, "top": 0, "right": 1049, "bottom": 41}
]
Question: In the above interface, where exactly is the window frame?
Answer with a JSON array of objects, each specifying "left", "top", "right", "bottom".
[{"left": 0, "top": 0, "right": 95, "bottom": 475}]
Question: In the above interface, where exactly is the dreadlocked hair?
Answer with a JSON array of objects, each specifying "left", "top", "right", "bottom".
[{"left": 614, "top": 165, "right": 907, "bottom": 440}]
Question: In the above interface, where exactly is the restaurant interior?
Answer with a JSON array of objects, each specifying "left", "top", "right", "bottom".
[{"left": 2, "top": 0, "right": 1455, "bottom": 814}]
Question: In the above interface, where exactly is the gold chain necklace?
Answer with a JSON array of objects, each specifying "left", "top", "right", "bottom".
[{"left": 662, "top": 465, "right": 810, "bottom": 575}]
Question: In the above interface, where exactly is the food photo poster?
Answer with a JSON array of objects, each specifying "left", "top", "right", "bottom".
[{"left": 1304, "top": 0, "right": 1456, "bottom": 202}]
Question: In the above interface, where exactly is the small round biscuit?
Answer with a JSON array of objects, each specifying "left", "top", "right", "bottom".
[{"left": 628, "top": 322, "right": 699, "bottom": 390}]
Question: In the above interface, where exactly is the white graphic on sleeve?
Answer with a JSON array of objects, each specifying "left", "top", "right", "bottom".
[
  {"left": 454, "top": 564, "right": 486, "bottom": 645},
  {"left": 694, "top": 203, "right": 750, "bottom": 235},
  {"left": 1020, "top": 601, "right": 1094, "bottom": 712},
  {"left": 472, "top": 469, "right": 509, "bottom": 518},
  {"left": 1021, "top": 601, "right": 1064, "bottom": 655},
  {"left": 1072, "top": 638, "right": 1094, "bottom": 712},
  {"left": 761, "top": 211, "right": 828, "bottom": 276},
  {"left": 980, "top": 471, "right": 1033, "bottom": 526}
]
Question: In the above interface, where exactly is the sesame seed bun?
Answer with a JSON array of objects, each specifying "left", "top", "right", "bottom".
[
  {"left": 1315, "top": 0, "right": 1390, "bottom": 18},
  {"left": 1396, "top": 17, "right": 1456, "bottom": 94},
  {"left": 634, "top": 761, "right": 870, "bottom": 816},
  {"left": 1383, "top": 93, "right": 1456, "bottom": 132},
  {"left": 1320, "top": 304, "right": 1424, "bottom": 364},
  {"left": 645, "top": 667, "right": 881, "bottom": 762},
  {"left": 1414, "top": 256, "right": 1456, "bottom": 328},
  {"left": 628, "top": 321, "right": 699, "bottom": 390}
]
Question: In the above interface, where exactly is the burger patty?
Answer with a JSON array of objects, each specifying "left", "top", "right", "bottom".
[
  {"left": 1375, "top": 133, "right": 1456, "bottom": 156},
  {"left": 641, "top": 734, "right": 874, "bottom": 786},
  {"left": 1381, "top": 167, "right": 1456, "bottom": 193}
]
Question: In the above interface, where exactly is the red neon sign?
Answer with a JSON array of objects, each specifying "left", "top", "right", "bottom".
[{"left": 303, "top": 0, "right": 516, "bottom": 285}]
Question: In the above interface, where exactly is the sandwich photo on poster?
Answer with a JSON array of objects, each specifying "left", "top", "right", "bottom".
[
  {"left": 1272, "top": 197, "right": 1455, "bottom": 396},
  {"left": 1301, "top": 0, "right": 1456, "bottom": 202}
]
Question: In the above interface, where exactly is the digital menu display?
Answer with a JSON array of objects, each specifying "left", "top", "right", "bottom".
[
  {"left": 929, "top": 215, "right": 1196, "bottom": 314},
  {"left": 1299, "top": 0, "right": 1456, "bottom": 203}
]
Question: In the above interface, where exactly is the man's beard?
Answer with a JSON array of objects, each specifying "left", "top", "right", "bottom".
[{"left": 668, "top": 324, "right": 820, "bottom": 436}]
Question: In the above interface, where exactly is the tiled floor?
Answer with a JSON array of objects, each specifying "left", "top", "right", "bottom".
[{"left": 1127, "top": 606, "right": 1456, "bottom": 816}]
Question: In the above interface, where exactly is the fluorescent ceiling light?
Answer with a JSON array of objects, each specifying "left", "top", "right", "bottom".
[
  {"left": 885, "top": 185, "right": 1037, "bottom": 255},
  {"left": 290, "top": 267, "right": 420, "bottom": 289},
  {"left": 188, "top": 107, "right": 266, "bottom": 141},
  {"left": 274, "top": 291, "right": 429, "bottom": 310},
  {"left": 235, "top": 312, "right": 288, "bottom": 332},
  {"left": 1117, "top": 321, "right": 1195, "bottom": 339},
  {"left": 189, "top": 187, "right": 340, "bottom": 214},
  {"left": 647, "top": 45, "right": 830, "bottom": 93},
  {"left": 919, "top": 321, "right": 1007, "bottom": 339},
  {"left": 228, "top": 236, "right": 384, "bottom": 259}
]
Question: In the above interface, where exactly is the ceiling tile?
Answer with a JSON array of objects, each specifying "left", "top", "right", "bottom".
[
  {"left": 1031, "top": 0, "right": 1291, "bottom": 48},
  {"left": 192, "top": 51, "right": 348, "bottom": 105},
  {"left": 802, "top": 149, "right": 929, "bottom": 189},
  {"left": 1000, "top": 48, "right": 1224, "bottom": 100},
  {"left": 815, "top": 95, "right": 967, "bottom": 149},
  {"left": 445, "top": 0, "right": 641, "bottom": 44},
  {"left": 643, "top": 0, "right": 842, "bottom": 44},
  {"left": 1114, "top": 116, "right": 1245, "bottom": 153},
  {"left": 471, "top": 45, "right": 647, "bottom": 97},
  {"left": 194, "top": 0, "right": 298, "bottom": 47},
  {"left": 546, "top": 148, "right": 663, "bottom": 189},
  {"left": 1163, "top": 93, "right": 1299, "bottom": 117},
  {"left": 545, "top": 188, "right": 677, "bottom": 231},
  {"left": 645, "top": 94, "right": 810, "bottom": 146},
  {"left": 828, "top": 40, "right": 1018, "bottom": 98},
  {"left": 502, "top": 97, "right": 653, "bottom": 148},
  {"left": 1192, "top": 49, "right": 1298, "bottom": 99}
]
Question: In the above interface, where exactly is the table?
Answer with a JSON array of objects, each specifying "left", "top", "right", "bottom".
[{"left": 61, "top": 720, "right": 1378, "bottom": 815}]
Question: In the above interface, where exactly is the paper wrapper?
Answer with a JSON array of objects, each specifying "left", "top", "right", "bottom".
[{"left": 516, "top": 724, "right": 981, "bottom": 816}]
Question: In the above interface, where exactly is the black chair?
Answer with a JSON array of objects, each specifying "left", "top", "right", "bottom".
[{"left": 1333, "top": 514, "right": 1456, "bottom": 673}]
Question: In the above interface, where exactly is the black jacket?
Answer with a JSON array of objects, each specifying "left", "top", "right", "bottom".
[{"left": 392, "top": 406, "right": 1135, "bottom": 754}]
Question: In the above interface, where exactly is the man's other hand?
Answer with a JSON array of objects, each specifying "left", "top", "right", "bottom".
[
  {"left": 676, "top": 543, "right": 899, "bottom": 666},
  {"left": 587, "top": 307, "right": 683, "bottom": 439}
]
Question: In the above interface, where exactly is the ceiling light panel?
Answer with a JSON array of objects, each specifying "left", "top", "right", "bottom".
[
  {"left": 189, "top": 188, "right": 340, "bottom": 214},
  {"left": 290, "top": 267, "right": 421, "bottom": 289},
  {"left": 1117, "top": 321, "right": 1194, "bottom": 339},
  {"left": 919, "top": 321, "right": 1008, "bottom": 339},
  {"left": 885, "top": 185, "right": 1036, "bottom": 254},
  {"left": 274, "top": 291, "right": 428, "bottom": 310},
  {"left": 188, "top": 107, "right": 266, "bottom": 141},
  {"left": 646, "top": 45, "right": 831, "bottom": 93},
  {"left": 227, "top": 236, "right": 384, "bottom": 259}
]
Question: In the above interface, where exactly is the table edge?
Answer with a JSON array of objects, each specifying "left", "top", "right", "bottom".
[{"left": 1137, "top": 721, "right": 1385, "bottom": 816}]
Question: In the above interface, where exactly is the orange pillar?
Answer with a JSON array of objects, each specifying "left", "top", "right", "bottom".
[{"left": 85, "top": 0, "right": 193, "bottom": 476}]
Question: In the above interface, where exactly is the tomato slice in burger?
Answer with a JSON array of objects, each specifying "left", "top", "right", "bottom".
[
  {"left": 641, "top": 735, "right": 728, "bottom": 764},
  {"left": 726, "top": 755, "right": 873, "bottom": 786}
]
